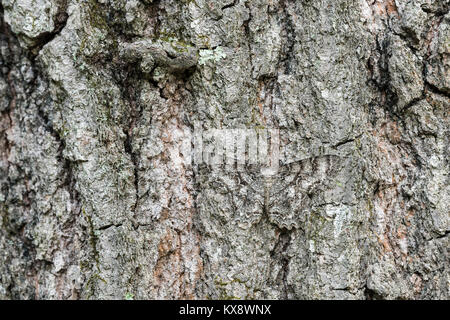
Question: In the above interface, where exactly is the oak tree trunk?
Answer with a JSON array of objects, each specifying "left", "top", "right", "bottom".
[{"left": 0, "top": 0, "right": 448, "bottom": 299}]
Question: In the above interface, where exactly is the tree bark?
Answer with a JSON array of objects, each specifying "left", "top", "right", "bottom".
[{"left": 0, "top": 0, "right": 448, "bottom": 299}]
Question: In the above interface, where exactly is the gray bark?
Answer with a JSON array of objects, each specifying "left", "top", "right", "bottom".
[{"left": 0, "top": 0, "right": 448, "bottom": 299}]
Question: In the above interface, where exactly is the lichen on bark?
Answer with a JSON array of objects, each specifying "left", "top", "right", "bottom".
[{"left": 0, "top": 0, "right": 448, "bottom": 300}]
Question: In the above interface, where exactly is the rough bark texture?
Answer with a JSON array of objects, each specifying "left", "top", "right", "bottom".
[{"left": 0, "top": 0, "right": 448, "bottom": 300}]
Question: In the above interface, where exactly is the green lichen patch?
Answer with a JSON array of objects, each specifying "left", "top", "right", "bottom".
[{"left": 198, "top": 47, "right": 227, "bottom": 65}]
